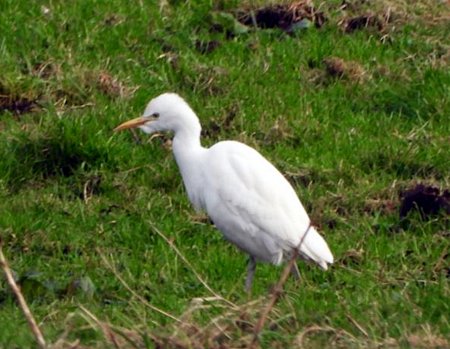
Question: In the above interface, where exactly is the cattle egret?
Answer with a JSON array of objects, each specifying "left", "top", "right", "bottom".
[{"left": 115, "top": 93, "right": 333, "bottom": 290}]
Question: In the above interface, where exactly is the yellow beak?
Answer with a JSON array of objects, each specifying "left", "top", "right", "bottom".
[{"left": 114, "top": 117, "right": 150, "bottom": 132}]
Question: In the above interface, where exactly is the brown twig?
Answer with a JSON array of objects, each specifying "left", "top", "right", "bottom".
[
  {"left": 250, "top": 223, "right": 312, "bottom": 348},
  {"left": 295, "top": 324, "right": 338, "bottom": 348},
  {"left": 433, "top": 246, "right": 448, "bottom": 274},
  {"left": 0, "top": 239, "right": 46, "bottom": 349},
  {"left": 295, "top": 323, "right": 358, "bottom": 348},
  {"left": 346, "top": 313, "right": 369, "bottom": 338}
]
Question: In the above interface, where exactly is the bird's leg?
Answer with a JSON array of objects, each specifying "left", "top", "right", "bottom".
[
  {"left": 290, "top": 262, "right": 301, "bottom": 281},
  {"left": 245, "top": 256, "right": 257, "bottom": 292}
]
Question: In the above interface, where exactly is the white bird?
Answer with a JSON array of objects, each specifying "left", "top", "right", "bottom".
[{"left": 115, "top": 93, "right": 333, "bottom": 291}]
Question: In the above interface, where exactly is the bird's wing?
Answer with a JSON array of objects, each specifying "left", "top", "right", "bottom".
[{"left": 202, "top": 141, "right": 311, "bottom": 263}]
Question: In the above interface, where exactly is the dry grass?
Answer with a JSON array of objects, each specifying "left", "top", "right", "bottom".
[
  {"left": 3, "top": 225, "right": 448, "bottom": 347},
  {"left": 1, "top": 225, "right": 334, "bottom": 349}
]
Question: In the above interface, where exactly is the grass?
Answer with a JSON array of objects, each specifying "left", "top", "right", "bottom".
[{"left": 0, "top": 0, "right": 449, "bottom": 347}]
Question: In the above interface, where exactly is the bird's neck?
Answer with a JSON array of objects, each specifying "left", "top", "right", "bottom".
[
  {"left": 172, "top": 130, "right": 206, "bottom": 210},
  {"left": 172, "top": 126, "right": 205, "bottom": 176},
  {"left": 172, "top": 127, "right": 203, "bottom": 154}
]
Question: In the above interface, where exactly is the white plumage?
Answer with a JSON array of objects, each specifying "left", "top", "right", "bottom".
[{"left": 115, "top": 93, "right": 333, "bottom": 290}]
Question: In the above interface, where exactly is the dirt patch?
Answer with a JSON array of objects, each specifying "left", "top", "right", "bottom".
[
  {"left": 336, "top": 0, "right": 398, "bottom": 34},
  {"left": 260, "top": 118, "right": 296, "bottom": 146},
  {"left": 0, "top": 94, "right": 38, "bottom": 116},
  {"left": 399, "top": 184, "right": 450, "bottom": 220},
  {"left": 323, "top": 57, "right": 367, "bottom": 81},
  {"left": 306, "top": 56, "right": 369, "bottom": 85},
  {"left": 202, "top": 104, "right": 238, "bottom": 138},
  {"left": 95, "top": 71, "right": 137, "bottom": 98},
  {"left": 236, "top": 0, "right": 326, "bottom": 32},
  {"left": 342, "top": 13, "right": 386, "bottom": 33},
  {"left": 103, "top": 14, "right": 124, "bottom": 26},
  {"left": 339, "top": 248, "right": 364, "bottom": 266},
  {"left": 323, "top": 57, "right": 347, "bottom": 78},
  {"left": 32, "top": 61, "right": 62, "bottom": 80},
  {"left": 195, "top": 40, "right": 221, "bottom": 54}
]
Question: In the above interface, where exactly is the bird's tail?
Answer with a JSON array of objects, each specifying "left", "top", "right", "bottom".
[{"left": 299, "top": 226, "right": 333, "bottom": 270}]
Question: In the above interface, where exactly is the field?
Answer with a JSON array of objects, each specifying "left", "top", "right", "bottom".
[{"left": 0, "top": 0, "right": 449, "bottom": 348}]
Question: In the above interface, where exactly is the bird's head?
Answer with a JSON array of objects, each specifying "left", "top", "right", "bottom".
[{"left": 114, "top": 93, "right": 200, "bottom": 135}]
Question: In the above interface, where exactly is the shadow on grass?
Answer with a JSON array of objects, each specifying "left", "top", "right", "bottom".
[{"left": 1, "top": 121, "right": 114, "bottom": 192}]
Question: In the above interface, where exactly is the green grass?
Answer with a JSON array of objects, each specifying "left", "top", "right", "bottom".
[{"left": 0, "top": 0, "right": 449, "bottom": 347}]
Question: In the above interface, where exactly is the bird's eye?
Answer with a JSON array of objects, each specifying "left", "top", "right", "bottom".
[{"left": 152, "top": 112, "right": 160, "bottom": 118}]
